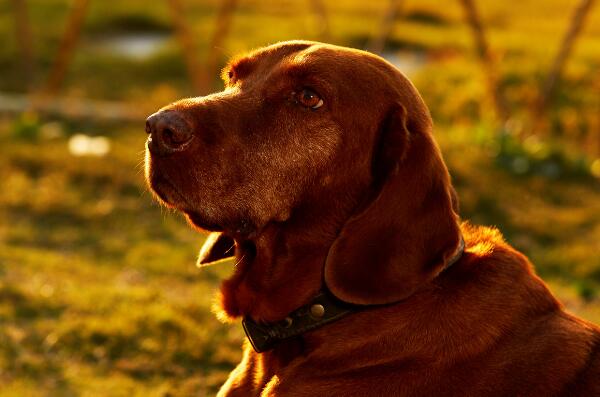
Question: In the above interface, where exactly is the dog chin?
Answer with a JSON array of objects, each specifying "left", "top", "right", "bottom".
[
  {"left": 185, "top": 211, "right": 224, "bottom": 232},
  {"left": 186, "top": 210, "right": 262, "bottom": 239}
]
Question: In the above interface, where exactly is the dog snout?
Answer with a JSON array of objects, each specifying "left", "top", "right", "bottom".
[{"left": 145, "top": 110, "right": 194, "bottom": 155}]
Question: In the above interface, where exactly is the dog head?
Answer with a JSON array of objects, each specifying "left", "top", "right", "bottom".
[{"left": 145, "top": 41, "right": 461, "bottom": 309}]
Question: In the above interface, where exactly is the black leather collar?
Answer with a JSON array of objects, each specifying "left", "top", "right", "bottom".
[
  {"left": 242, "top": 236, "right": 465, "bottom": 353},
  {"left": 242, "top": 291, "right": 355, "bottom": 352}
]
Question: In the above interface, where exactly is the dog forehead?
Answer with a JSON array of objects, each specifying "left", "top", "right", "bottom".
[
  {"left": 231, "top": 42, "right": 391, "bottom": 85},
  {"left": 236, "top": 41, "right": 360, "bottom": 70},
  {"left": 240, "top": 41, "right": 316, "bottom": 67}
]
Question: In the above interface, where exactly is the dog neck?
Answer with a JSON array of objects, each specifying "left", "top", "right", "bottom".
[
  {"left": 242, "top": 237, "right": 465, "bottom": 353},
  {"left": 218, "top": 193, "right": 359, "bottom": 323}
]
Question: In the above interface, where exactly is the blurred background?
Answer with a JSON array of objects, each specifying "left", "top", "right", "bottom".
[{"left": 0, "top": 0, "right": 599, "bottom": 395}]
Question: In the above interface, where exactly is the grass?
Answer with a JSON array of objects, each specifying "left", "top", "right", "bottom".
[
  {"left": 1, "top": 0, "right": 599, "bottom": 395},
  {"left": 0, "top": 118, "right": 243, "bottom": 395}
]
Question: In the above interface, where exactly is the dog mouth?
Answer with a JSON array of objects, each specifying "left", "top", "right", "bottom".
[
  {"left": 147, "top": 173, "right": 186, "bottom": 207},
  {"left": 146, "top": 162, "right": 256, "bottom": 236},
  {"left": 148, "top": 174, "right": 247, "bottom": 235},
  {"left": 150, "top": 182, "right": 225, "bottom": 232},
  {"left": 152, "top": 187, "right": 226, "bottom": 233}
]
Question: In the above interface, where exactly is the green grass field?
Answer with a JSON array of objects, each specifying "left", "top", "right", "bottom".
[{"left": 1, "top": 0, "right": 599, "bottom": 395}]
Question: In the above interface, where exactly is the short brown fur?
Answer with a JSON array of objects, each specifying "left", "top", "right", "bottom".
[{"left": 145, "top": 41, "right": 600, "bottom": 396}]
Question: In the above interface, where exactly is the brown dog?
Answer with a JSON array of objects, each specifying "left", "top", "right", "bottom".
[{"left": 145, "top": 41, "right": 599, "bottom": 396}]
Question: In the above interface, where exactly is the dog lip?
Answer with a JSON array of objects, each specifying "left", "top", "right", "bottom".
[
  {"left": 146, "top": 168, "right": 225, "bottom": 232},
  {"left": 148, "top": 172, "right": 191, "bottom": 209}
]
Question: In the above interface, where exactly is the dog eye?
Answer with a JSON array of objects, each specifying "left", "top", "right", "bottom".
[{"left": 295, "top": 89, "right": 323, "bottom": 109}]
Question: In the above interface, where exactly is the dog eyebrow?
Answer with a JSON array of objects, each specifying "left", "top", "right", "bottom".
[{"left": 279, "top": 59, "right": 331, "bottom": 91}]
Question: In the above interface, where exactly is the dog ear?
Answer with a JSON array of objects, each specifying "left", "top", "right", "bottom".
[
  {"left": 324, "top": 104, "right": 462, "bottom": 305},
  {"left": 197, "top": 232, "right": 235, "bottom": 267}
]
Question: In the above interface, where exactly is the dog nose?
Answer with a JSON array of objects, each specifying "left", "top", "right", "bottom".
[{"left": 145, "top": 111, "right": 193, "bottom": 155}]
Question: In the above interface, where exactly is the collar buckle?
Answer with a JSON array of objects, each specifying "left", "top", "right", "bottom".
[{"left": 242, "top": 292, "right": 354, "bottom": 353}]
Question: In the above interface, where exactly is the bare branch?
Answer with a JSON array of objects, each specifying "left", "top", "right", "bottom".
[
  {"left": 44, "top": 0, "right": 89, "bottom": 95},
  {"left": 459, "top": 0, "right": 509, "bottom": 124},
  {"left": 168, "top": 0, "right": 205, "bottom": 94},
  {"left": 368, "top": 0, "right": 403, "bottom": 54},
  {"left": 203, "top": 0, "right": 238, "bottom": 94},
  {"left": 534, "top": 0, "right": 595, "bottom": 128},
  {"left": 11, "top": 0, "right": 35, "bottom": 91}
]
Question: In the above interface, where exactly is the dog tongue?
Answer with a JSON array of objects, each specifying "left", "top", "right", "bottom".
[{"left": 197, "top": 232, "right": 235, "bottom": 267}]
